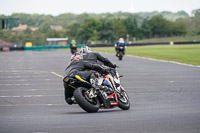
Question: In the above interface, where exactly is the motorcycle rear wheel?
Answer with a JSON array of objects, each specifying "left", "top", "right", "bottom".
[
  {"left": 74, "top": 87, "right": 100, "bottom": 113},
  {"left": 118, "top": 52, "right": 123, "bottom": 60}
]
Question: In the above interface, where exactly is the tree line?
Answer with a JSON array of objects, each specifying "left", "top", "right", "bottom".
[{"left": 0, "top": 9, "right": 199, "bottom": 45}]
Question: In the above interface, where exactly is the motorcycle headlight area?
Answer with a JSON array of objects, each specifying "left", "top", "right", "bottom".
[{"left": 103, "top": 79, "right": 112, "bottom": 87}]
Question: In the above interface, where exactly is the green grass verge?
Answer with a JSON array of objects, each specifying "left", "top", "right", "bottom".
[
  {"left": 92, "top": 44, "right": 200, "bottom": 66},
  {"left": 136, "top": 35, "right": 200, "bottom": 43}
]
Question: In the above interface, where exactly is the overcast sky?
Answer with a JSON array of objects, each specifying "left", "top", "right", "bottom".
[{"left": 0, "top": 0, "right": 199, "bottom": 16}]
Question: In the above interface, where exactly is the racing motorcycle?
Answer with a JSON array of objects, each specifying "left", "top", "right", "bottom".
[
  {"left": 116, "top": 44, "right": 125, "bottom": 60},
  {"left": 63, "top": 68, "right": 130, "bottom": 113}
]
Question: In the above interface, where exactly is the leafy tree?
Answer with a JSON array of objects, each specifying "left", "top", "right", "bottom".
[
  {"left": 31, "top": 32, "right": 46, "bottom": 45},
  {"left": 192, "top": 9, "right": 200, "bottom": 17},
  {"left": 46, "top": 29, "right": 63, "bottom": 38},
  {"left": 77, "top": 18, "right": 102, "bottom": 44},
  {"left": 124, "top": 17, "right": 139, "bottom": 38},
  {"left": 171, "top": 22, "right": 186, "bottom": 36},
  {"left": 66, "top": 23, "right": 81, "bottom": 41},
  {"left": 176, "top": 9, "right": 200, "bottom": 35},
  {"left": 149, "top": 15, "right": 171, "bottom": 37},
  {"left": 112, "top": 18, "right": 127, "bottom": 39},
  {"left": 99, "top": 19, "right": 116, "bottom": 43},
  {"left": 140, "top": 19, "right": 152, "bottom": 39}
]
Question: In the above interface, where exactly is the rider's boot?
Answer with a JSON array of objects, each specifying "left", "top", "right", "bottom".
[
  {"left": 66, "top": 97, "right": 74, "bottom": 105},
  {"left": 66, "top": 96, "right": 76, "bottom": 105}
]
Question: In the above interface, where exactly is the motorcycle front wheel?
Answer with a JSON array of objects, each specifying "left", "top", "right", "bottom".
[
  {"left": 117, "top": 90, "right": 130, "bottom": 110},
  {"left": 74, "top": 87, "right": 100, "bottom": 113}
]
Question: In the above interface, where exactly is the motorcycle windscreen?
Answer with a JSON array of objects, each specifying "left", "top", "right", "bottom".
[
  {"left": 119, "top": 43, "right": 124, "bottom": 46},
  {"left": 102, "top": 79, "right": 113, "bottom": 88}
]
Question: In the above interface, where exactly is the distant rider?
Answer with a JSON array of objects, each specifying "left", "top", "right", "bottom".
[
  {"left": 114, "top": 38, "right": 126, "bottom": 55},
  {"left": 69, "top": 40, "right": 77, "bottom": 54}
]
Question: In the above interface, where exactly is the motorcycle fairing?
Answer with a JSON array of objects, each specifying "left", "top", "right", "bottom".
[
  {"left": 107, "top": 91, "right": 118, "bottom": 106},
  {"left": 103, "top": 75, "right": 119, "bottom": 106}
]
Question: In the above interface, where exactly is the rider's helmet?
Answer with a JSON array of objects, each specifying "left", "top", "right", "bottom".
[
  {"left": 119, "top": 38, "right": 124, "bottom": 43},
  {"left": 71, "top": 40, "right": 76, "bottom": 45},
  {"left": 71, "top": 52, "right": 80, "bottom": 61},
  {"left": 79, "top": 46, "right": 91, "bottom": 55}
]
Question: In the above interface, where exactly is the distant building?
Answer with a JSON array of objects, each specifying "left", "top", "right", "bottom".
[
  {"left": 46, "top": 38, "right": 68, "bottom": 46},
  {"left": 50, "top": 25, "right": 63, "bottom": 31},
  {"left": 12, "top": 24, "right": 38, "bottom": 31},
  {"left": 12, "top": 24, "right": 28, "bottom": 31},
  {"left": 29, "top": 26, "right": 39, "bottom": 31},
  {"left": 0, "top": 39, "right": 11, "bottom": 52},
  {"left": 0, "top": 39, "right": 11, "bottom": 46}
]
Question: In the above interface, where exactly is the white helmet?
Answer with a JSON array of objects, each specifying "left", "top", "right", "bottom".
[{"left": 79, "top": 46, "right": 91, "bottom": 55}]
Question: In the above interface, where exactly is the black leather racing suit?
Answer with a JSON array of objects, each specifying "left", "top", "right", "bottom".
[
  {"left": 63, "top": 60, "right": 107, "bottom": 103},
  {"left": 82, "top": 52, "right": 116, "bottom": 77},
  {"left": 82, "top": 52, "right": 116, "bottom": 68}
]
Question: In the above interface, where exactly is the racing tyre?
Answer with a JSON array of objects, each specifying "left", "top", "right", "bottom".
[
  {"left": 118, "top": 90, "right": 130, "bottom": 110},
  {"left": 74, "top": 87, "right": 100, "bottom": 113},
  {"left": 118, "top": 52, "right": 123, "bottom": 60}
]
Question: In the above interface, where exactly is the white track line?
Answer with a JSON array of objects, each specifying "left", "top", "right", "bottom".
[
  {"left": 0, "top": 83, "right": 60, "bottom": 86},
  {"left": 0, "top": 104, "right": 65, "bottom": 107},
  {"left": 0, "top": 89, "right": 63, "bottom": 91},
  {"left": 0, "top": 95, "right": 62, "bottom": 98}
]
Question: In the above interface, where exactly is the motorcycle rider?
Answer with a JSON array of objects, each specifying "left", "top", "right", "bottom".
[
  {"left": 79, "top": 46, "right": 117, "bottom": 77},
  {"left": 69, "top": 40, "right": 77, "bottom": 54},
  {"left": 63, "top": 53, "right": 111, "bottom": 105},
  {"left": 114, "top": 38, "right": 126, "bottom": 55}
]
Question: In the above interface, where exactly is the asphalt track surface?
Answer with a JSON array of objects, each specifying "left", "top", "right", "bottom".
[{"left": 0, "top": 50, "right": 200, "bottom": 133}]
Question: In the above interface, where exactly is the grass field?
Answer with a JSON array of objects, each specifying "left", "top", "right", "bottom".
[
  {"left": 92, "top": 44, "right": 200, "bottom": 66},
  {"left": 136, "top": 35, "right": 200, "bottom": 43}
]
